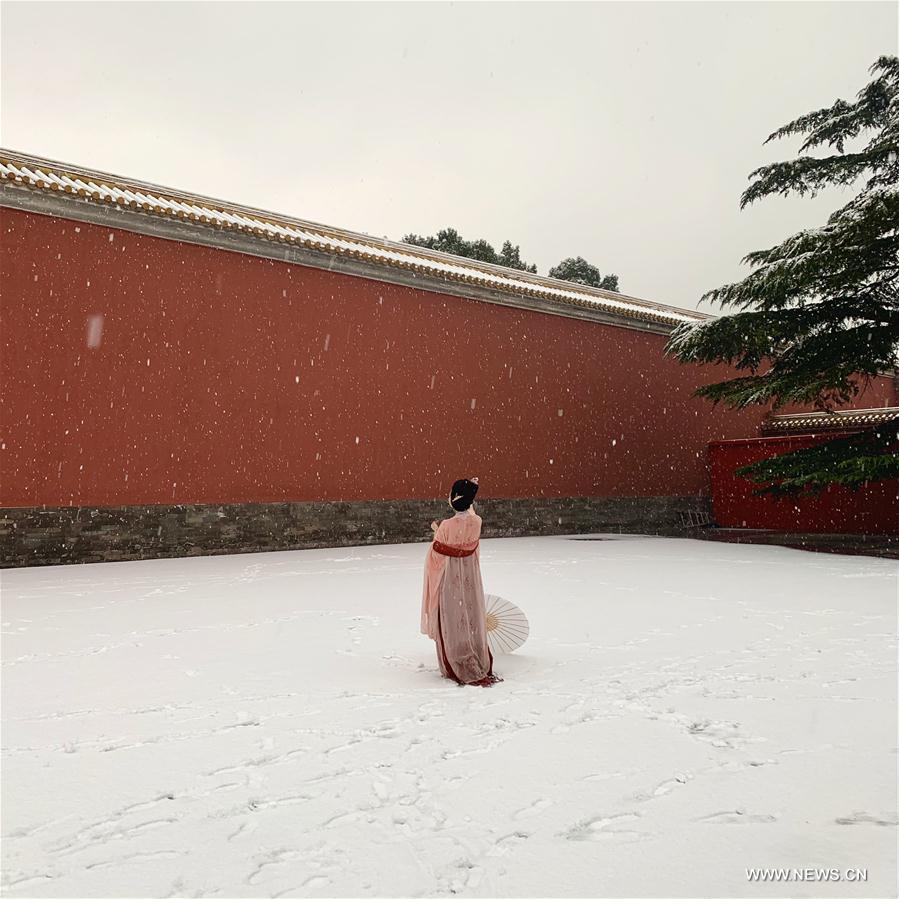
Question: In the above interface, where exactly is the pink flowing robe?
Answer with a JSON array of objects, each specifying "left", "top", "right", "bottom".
[{"left": 421, "top": 509, "right": 501, "bottom": 686}]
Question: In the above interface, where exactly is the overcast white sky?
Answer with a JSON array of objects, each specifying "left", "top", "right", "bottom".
[{"left": 1, "top": 1, "right": 896, "bottom": 311}]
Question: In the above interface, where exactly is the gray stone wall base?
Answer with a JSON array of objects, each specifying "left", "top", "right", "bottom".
[
  {"left": 0, "top": 496, "right": 710, "bottom": 568},
  {"left": 695, "top": 527, "right": 899, "bottom": 560}
]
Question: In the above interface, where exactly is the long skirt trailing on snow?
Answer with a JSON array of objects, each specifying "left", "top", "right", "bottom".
[
  {"left": 435, "top": 556, "right": 499, "bottom": 686},
  {"left": 421, "top": 510, "right": 502, "bottom": 687}
]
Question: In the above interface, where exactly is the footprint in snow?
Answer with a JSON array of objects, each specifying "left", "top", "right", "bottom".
[
  {"left": 513, "top": 798, "right": 553, "bottom": 820},
  {"left": 485, "top": 831, "right": 530, "bottom": 857},
  {"left": 715, "top": 758, "right": 778, "bottom": 772},
  {"left": 835, "top": 811, "right": 898, "bottom": 826},
  {"left": 562, "top": 812, "right": 646, "bottom": 842},
  {"left": 634, "top": 775, "right": 690, "bottom": 800},
  {"left": 696, "top": 809, "right": 778, "bottom": 824}
]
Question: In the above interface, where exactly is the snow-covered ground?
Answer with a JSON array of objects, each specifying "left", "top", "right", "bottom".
[{"left": 2, "top": 535, "right": 897, "bottom": 898}]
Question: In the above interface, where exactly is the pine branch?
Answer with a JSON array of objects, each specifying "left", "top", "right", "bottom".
[
  {"left": 670, "top": 57, "right": 899, "bottom": 488},
  {"left": 740, "top": 151, "right": 890, "bottom": 207},
  {"left": 735, "top": 421, "right": 899, "bottom": 496},
  {"left": 703, "top": 188, "right": 899, "bottom": 313},
  {"left": 766, "top": 56, "right": 898, "bottom": 153}
]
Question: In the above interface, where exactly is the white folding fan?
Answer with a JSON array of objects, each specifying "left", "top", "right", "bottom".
[{"left": 484, "top": 595, "right": 529, "bottom": 654}]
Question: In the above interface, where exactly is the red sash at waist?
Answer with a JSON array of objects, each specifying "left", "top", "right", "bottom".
[{"left": 432, "top": 539, "right": 478, "bottom": 558}]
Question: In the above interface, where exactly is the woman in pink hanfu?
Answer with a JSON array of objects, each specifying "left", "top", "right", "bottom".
[{"left": 421, "top": 478, "right": 502, "bottom": 687}]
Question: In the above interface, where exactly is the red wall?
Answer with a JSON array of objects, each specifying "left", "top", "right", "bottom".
[
  {"left": 0, "top": 207, "right": 890, "bottom": 508},
  {"left": 709, "top": 435, "right": 899, "bottom": 535}
]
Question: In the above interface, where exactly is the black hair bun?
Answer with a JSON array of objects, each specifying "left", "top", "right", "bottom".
[{"left": 449, "top": 478, "right": 479, "bottom": 511}]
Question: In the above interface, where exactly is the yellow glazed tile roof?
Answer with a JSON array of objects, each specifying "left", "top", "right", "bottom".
[
  {"left": 0, "top": 149, "right": 707, "bottom": 329},
  {"left": 761, "top": 407, "right": 899, "bottom": 434}
]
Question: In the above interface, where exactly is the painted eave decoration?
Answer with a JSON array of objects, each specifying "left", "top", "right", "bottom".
[{"left": 761, "top": 407, "right": 899, "bottom": 435}]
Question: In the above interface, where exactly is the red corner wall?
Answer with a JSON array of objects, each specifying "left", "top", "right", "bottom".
[
  {"left": 709, "top": 435, "right": 899, "bottom": 535},
  {"left": 0, "top": 206, "right": 889, "bottom": 509}
]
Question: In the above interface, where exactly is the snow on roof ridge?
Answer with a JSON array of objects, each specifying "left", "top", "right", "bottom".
[
  {"left": 0, "top": 148, "right": 707, "bottom": 327},
  {"left": 768, "top": 406, "right": 899, "bottom": 420},
  {"left": 761, "top": 406, "right": 899, "bottom": 433}
]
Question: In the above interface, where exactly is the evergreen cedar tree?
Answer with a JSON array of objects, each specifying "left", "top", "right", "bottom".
[
  {"left": 667, "top": 55, "right": 899, "bottom": 496},
  {"left": 401, "top": 228, "right": 620, "bottom": 291}
]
